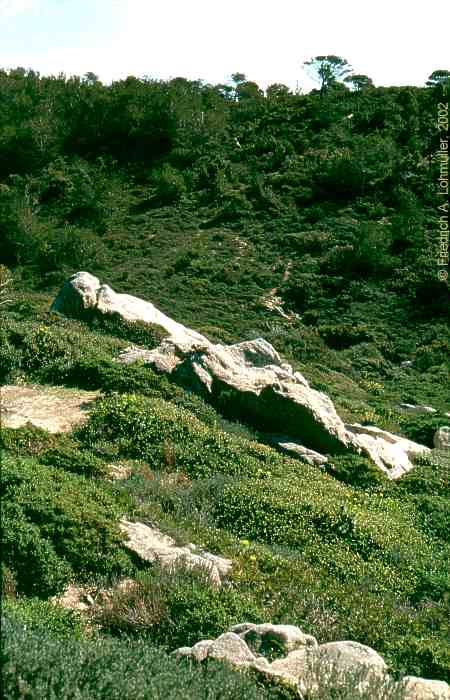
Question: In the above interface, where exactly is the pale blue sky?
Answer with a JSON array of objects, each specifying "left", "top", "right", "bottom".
[{"left": 1, "top": 0, "right": 449, "bottom": 91}]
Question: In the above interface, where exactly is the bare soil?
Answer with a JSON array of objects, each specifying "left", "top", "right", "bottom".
[{"left": 1, "top": 384, "right": 100, "bottom": 433}]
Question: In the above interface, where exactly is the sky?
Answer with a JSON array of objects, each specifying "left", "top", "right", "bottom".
[{"left": 1, "top": 0, "right": 449, "bottom": 91}]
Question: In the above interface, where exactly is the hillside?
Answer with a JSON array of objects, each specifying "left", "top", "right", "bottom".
[{"left": 1, "top": 67, "right": 450, "bottom": 699}]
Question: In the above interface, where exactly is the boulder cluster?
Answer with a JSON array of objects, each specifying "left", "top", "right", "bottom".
[{"left": 175, "top": 623, "right": 450, "bottom": 699}]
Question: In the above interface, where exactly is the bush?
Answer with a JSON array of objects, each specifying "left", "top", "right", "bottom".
[
  {"left": 94, "top": 562, "right": 262, "bottom": 649},
  {"left": 4, "top": 597, "right": 85, "bottom": 638},
  {"left": 213, "top": 476, "right": 442, "bottom": 595},
  {"left": 2, "top": 610, "right": 282, "bottom": 700},
  {"left": 318, "top": 324, "right": 374, "bottom": 350},
  {"left": 415, "top": 340, "right": 450, "bottom": 371},
  {"left": 39, "top": 445, "right": 109, "bottom": 478},
  {"left": 84, "top": 311, "right": 168, "bottom": 348},
  {"left": 1, "top": 455, "right": 136, "bottom": 596},
  {"left": 0, "top": 425, "right": 73, "bottom": 458},
  {"left": 399, "top": 414, "right": 444, "bottom": 447},
  {"left": 324, "top": 454, "right": 388, "bottom": 489},
  {"left": 78, "top": 393, "right": 283, "bottom": 479}
]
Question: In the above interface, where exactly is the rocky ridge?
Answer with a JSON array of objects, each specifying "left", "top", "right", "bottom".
[{"left": 51, "top": 272, "right": 433, "bottom": 478}]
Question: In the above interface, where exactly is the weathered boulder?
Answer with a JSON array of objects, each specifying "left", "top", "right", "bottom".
[
  {"left": 175, "top": 640, "right": 214, "bottom": 662},
  {"left": 266, "top": 438, "right": 329, "bottom": 465},
  {"left": 434, "top": 426, "right": 450, "bottom": 450},
  {"left": 345, "top": 424, "right": 430, "bottom": 479},
  {"left": 399, "top": 676, "right": 450, "bottom": 699},
  {"left": 50, "top": 584, "right": 94, "bottom": 612},
  {"left": 230, "top": 622, "right": 317, "bottom": 655},
  {"left": 52, "top": 274, "right": 431, "bottom": 477},
  {"left": 313, "top": 640, "right": 387, "bottom": 678},
  {"left": 51, "top": 271, "right": 208, "bottom": 350},
  {"left": 208, "top": 633, "right": 256, "bottom": 666},
  {"left": 176, "top": 633, "right": 255, "bottom": 667},
  {"left": 119, "top": 519, "right": 232, "bottom": 586}
]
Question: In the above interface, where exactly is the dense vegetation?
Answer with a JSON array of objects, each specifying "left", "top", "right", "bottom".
[{"left": 1, "top": 62, "right": 449, "bottom": 698}]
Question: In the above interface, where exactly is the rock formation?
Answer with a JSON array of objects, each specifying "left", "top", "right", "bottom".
[
  {"left": 434, "top": 426, "right": 450, "bottom": 450},
  {"left": 52, "top": 272, "right": 431, "bottom": 478},
  {"left": 175, "top": 624, "right": 450, "bottom": 699},
  {"left": 119, "top": 519, "right": 232, "bottom": 586}
]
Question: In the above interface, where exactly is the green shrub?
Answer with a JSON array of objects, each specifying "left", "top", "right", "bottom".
[
  {"left": 4, "top": 597, "right": 84, "bottom": 638},
  {"left": 78, "top": 393, "right": 283, "bottom": 479},
  {"left": 318, "top": 324, "right": 373, "bottom": 350},
  {"left": 2, "top": 610, "right": 280, "bottom": 700},
  {"left": 39, "top": 445, "right": 109, "bottom": 478},
  {"left": 1, "top": 454, "right": 136, "bottom": 596},
  {"left": 85, "top": 311, "right": 168, "bottom": 348},
  {"left": 0, "top": 335, "right": 22, "bottom": 381},
  {"left": 394, "top": 452, "right": 450, "bottom": 497},
  {"left": 213, "top": 476, "right": 441, "bottom": 594},
  {"left": 1, "top": 564, "right": 17, "bottom": 598},
  {"left": 399, "top": 414, "right": 444, "bottom": 448},
  {"left": 324, "top": 454, "right": 388, "bottom": 489},
  {"left": 415, "top": 340, "right": 450, "bottom": 370},
  {"left": 94, "top": 563, "right": 262, "bottom": 648},
  {"left": 0, "top": 425, "right": 74, "bottom": 458}
]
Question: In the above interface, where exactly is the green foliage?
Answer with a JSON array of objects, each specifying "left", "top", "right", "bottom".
[
  {"left": 399, "top": 414, "right": 444, "bottom": 447},
  {"left": 2, "top": 611, "right": 279, "bottom": 700},
  {"left": 0, "top": 424, "right": 74, "bottom": 458},
  {"left": 95, "top": 563, "right": 261, "bottom": 648},
  {"left": 1, "top": 67, "right": 450, "bottom": 693},
  {"left": 78, "top": 393, "right": 283, "bottom": 479},
  {"left": 85, "top": 312, "right": 168, "bottom": 348},
  {"left": 1, "top": 454, "right": 136, "bottom": 597},
  {"left": 4, "top": 597, "right": 85, "bottom": 638},
  {"left": 324, "top": 454, "right": 388, "bottom": 489},
  {"left": 39, "top": 445, "right": 108, "bottom": 478}
]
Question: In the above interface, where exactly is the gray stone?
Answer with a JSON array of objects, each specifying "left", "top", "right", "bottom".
[
  {"left": 230, "top": 622, "right": 318, "bottom": 655},
  {"left": 345, "top": 424, "right": 430, "bottom": 479},
  {"left": 400, "top": 403, "right": 437, "bottom": 414},
  {"left": 52, "top": 274, "right": 431, "bottom": 478},
  {"left": 208, "top": 633, "right": 256, "bottom": 666},
  {"left": 51, "top": 271, "right": 208, "bottom": 350},
  {"left": 119, "top": 519, "right": 232, "bottom": 586},
  {"left": 399, "top": 676, "right": 450, "bottom": 699},
  {"left": 267, "top": 437, "right": 329, "bottom": 465},
  {"left": 434, "top": 427, "right": 450, "bottom": 450}
]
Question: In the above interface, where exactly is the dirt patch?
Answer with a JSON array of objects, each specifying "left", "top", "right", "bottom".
[{"left": 1, "top": 384, "right": 100, "bottom": 433}]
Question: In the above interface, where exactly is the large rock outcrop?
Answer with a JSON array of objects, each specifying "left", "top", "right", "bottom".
[{"left": 52, "top": 273, "right": 430, "bottom": 477}]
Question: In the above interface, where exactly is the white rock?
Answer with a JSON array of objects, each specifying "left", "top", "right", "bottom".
[
  {"left": 175, "top": 640, "right": 214, "bottom": 662},
  {"left": 230, "top": 622, "right": 317, "bottom": 654},
  {"left": 52, "top": 274, "right": 431, "bottom": 477},
  {"left": 50, "top": 584, "right": 92, "bottom": 612},
  {"left": 119, "top": 519, "right": 232, "bottom": 586},
  {"left": 296, "top": 641, "right": 388, "bottom": 697},
  {"left": 267, "top": 438, "right": 328, "bottom": 465},
  {"left": 399, "top": 676, "right": 450, "bottom": 699},
  {"left": 434, "top": 427, "right": 450, "bottom": 450},
  {"left": 400, "top": 404, "right": 437, "bottom": 414},
  {"left": 346, "top": 424, "right": 430, "bottom": 479},
  {"left": 208, "top": 632, "right": 256, "bottom": 666},
  {"left": 51, "top": 271, "right": 208, "bottom": 350}
]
